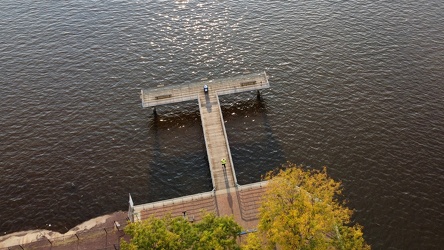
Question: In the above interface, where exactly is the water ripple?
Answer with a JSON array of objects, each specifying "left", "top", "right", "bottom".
[{"left": 1, "top": 0, "right": 444, "bottom": 248}]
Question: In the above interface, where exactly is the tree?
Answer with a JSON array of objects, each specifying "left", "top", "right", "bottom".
[
  {"left": 243, "top": 163, "right": 370, "bottom": 250},
  {"left": 121, "top": 212, "right": 242, "bottom": 250},
  {"left": 194, "top": 213, "right": 242, "bottom": 250}
]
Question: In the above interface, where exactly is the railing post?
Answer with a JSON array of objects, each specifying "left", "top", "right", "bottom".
[
  {"left": 75, "top": 233, "right": 79, "bottom": 250},
  {"left": 46, "top": 237, "right": 52, "bottom": 247},
  {"left": 104, "top": 228, "right": 108, "bottom": 249},
  {"left": 128, "top": 193, "right": 135, "bottom": 222},
  {"left": 114, "top": 221, "right": 122, "bottom": 231}
]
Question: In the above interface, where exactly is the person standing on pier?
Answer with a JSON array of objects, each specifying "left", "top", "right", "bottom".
[{"left": 221, "top": 158, "right": 227, "bottom": 169}]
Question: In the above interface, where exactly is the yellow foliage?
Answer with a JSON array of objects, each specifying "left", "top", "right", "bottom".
[{"left": 245, "top": 162, "right": 370, "bottom": 250}]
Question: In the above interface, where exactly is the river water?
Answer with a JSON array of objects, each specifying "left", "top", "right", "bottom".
[{"left": 1, "top": 0, "right": 443, "bottom": 249}]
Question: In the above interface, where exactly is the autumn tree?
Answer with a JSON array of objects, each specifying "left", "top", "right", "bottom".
[
  {"left": 243, "top": 163, "right": 370, "bottom": 250},
  {"left": 121, "top": 212, "right": 242, "bottom": 250}
]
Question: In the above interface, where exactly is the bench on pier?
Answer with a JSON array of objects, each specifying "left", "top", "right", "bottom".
[
  {"left": 155, "top": 94, "right": 172, "bottom": 100},
  {"left": 240, "top": 81, "right": 257, "bottom": 87}
]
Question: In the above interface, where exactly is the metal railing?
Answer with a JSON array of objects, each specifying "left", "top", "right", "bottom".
[{"left": 133, "top": 191, "right": 215, "bottom": 214}]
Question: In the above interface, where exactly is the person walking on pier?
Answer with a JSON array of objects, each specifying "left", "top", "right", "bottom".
[{"left": 221, "top": 158, "right": 227, "bottom": 169}]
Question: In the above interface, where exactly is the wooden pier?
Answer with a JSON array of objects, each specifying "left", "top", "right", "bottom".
[
  {"left": 140, "top": 72, "right": 269, "bottom": 191},
  {"left": 134, "top": 72, "right": 270, "bottom": 229}
]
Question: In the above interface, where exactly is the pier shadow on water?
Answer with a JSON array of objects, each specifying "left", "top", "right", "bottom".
[
  {"left": 220, "top": 95, "right": 286, "bottom": 184},
  {"left": 135, "top": 95, "right": 284, "bottom": 204},
  {"left": 138, "top": 102, "right": 212, "bottom": 204}
]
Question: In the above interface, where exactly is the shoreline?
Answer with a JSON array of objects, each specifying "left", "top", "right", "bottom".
[{"left": 0, "top": 211, "right": 127, "bottom": 248}]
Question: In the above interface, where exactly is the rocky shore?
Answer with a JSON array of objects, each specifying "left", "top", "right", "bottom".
[{"left": 0, "top": 211, "right": 127, "bottom": 249}]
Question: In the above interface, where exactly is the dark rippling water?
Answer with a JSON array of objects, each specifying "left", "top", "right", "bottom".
[{"left": 1, "top": 0, "right": 443, "bottom": 248}]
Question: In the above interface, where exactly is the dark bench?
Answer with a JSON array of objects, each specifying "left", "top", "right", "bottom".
[
  {"left": 240, "top": 81, "right": 257, "bottom": 87},
  {"left": 155, "top": 94, "right": 172, "bottom": 100}
]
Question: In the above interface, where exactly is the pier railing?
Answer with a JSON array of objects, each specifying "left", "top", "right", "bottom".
[
  {"left": 215, "top": 93, "right": 238, "bottom": 186},
  {"left": 133, "top": 191, "right": 215, "bottom": 215}
]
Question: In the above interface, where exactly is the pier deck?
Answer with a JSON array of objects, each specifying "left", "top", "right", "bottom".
[
  {"left": 141, "top": 72, "right": 269, "bottom": 108},
  {"left": 199, "top": 91, "right": 236, "bottom": 190}
]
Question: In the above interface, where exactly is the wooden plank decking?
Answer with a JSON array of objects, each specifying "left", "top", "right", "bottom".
[
  {"left": 198, "top": 92, "right": 236, "bottom": 190},
  {"left": 141, "top": 72, "right": 269, "bottom": 108}
]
